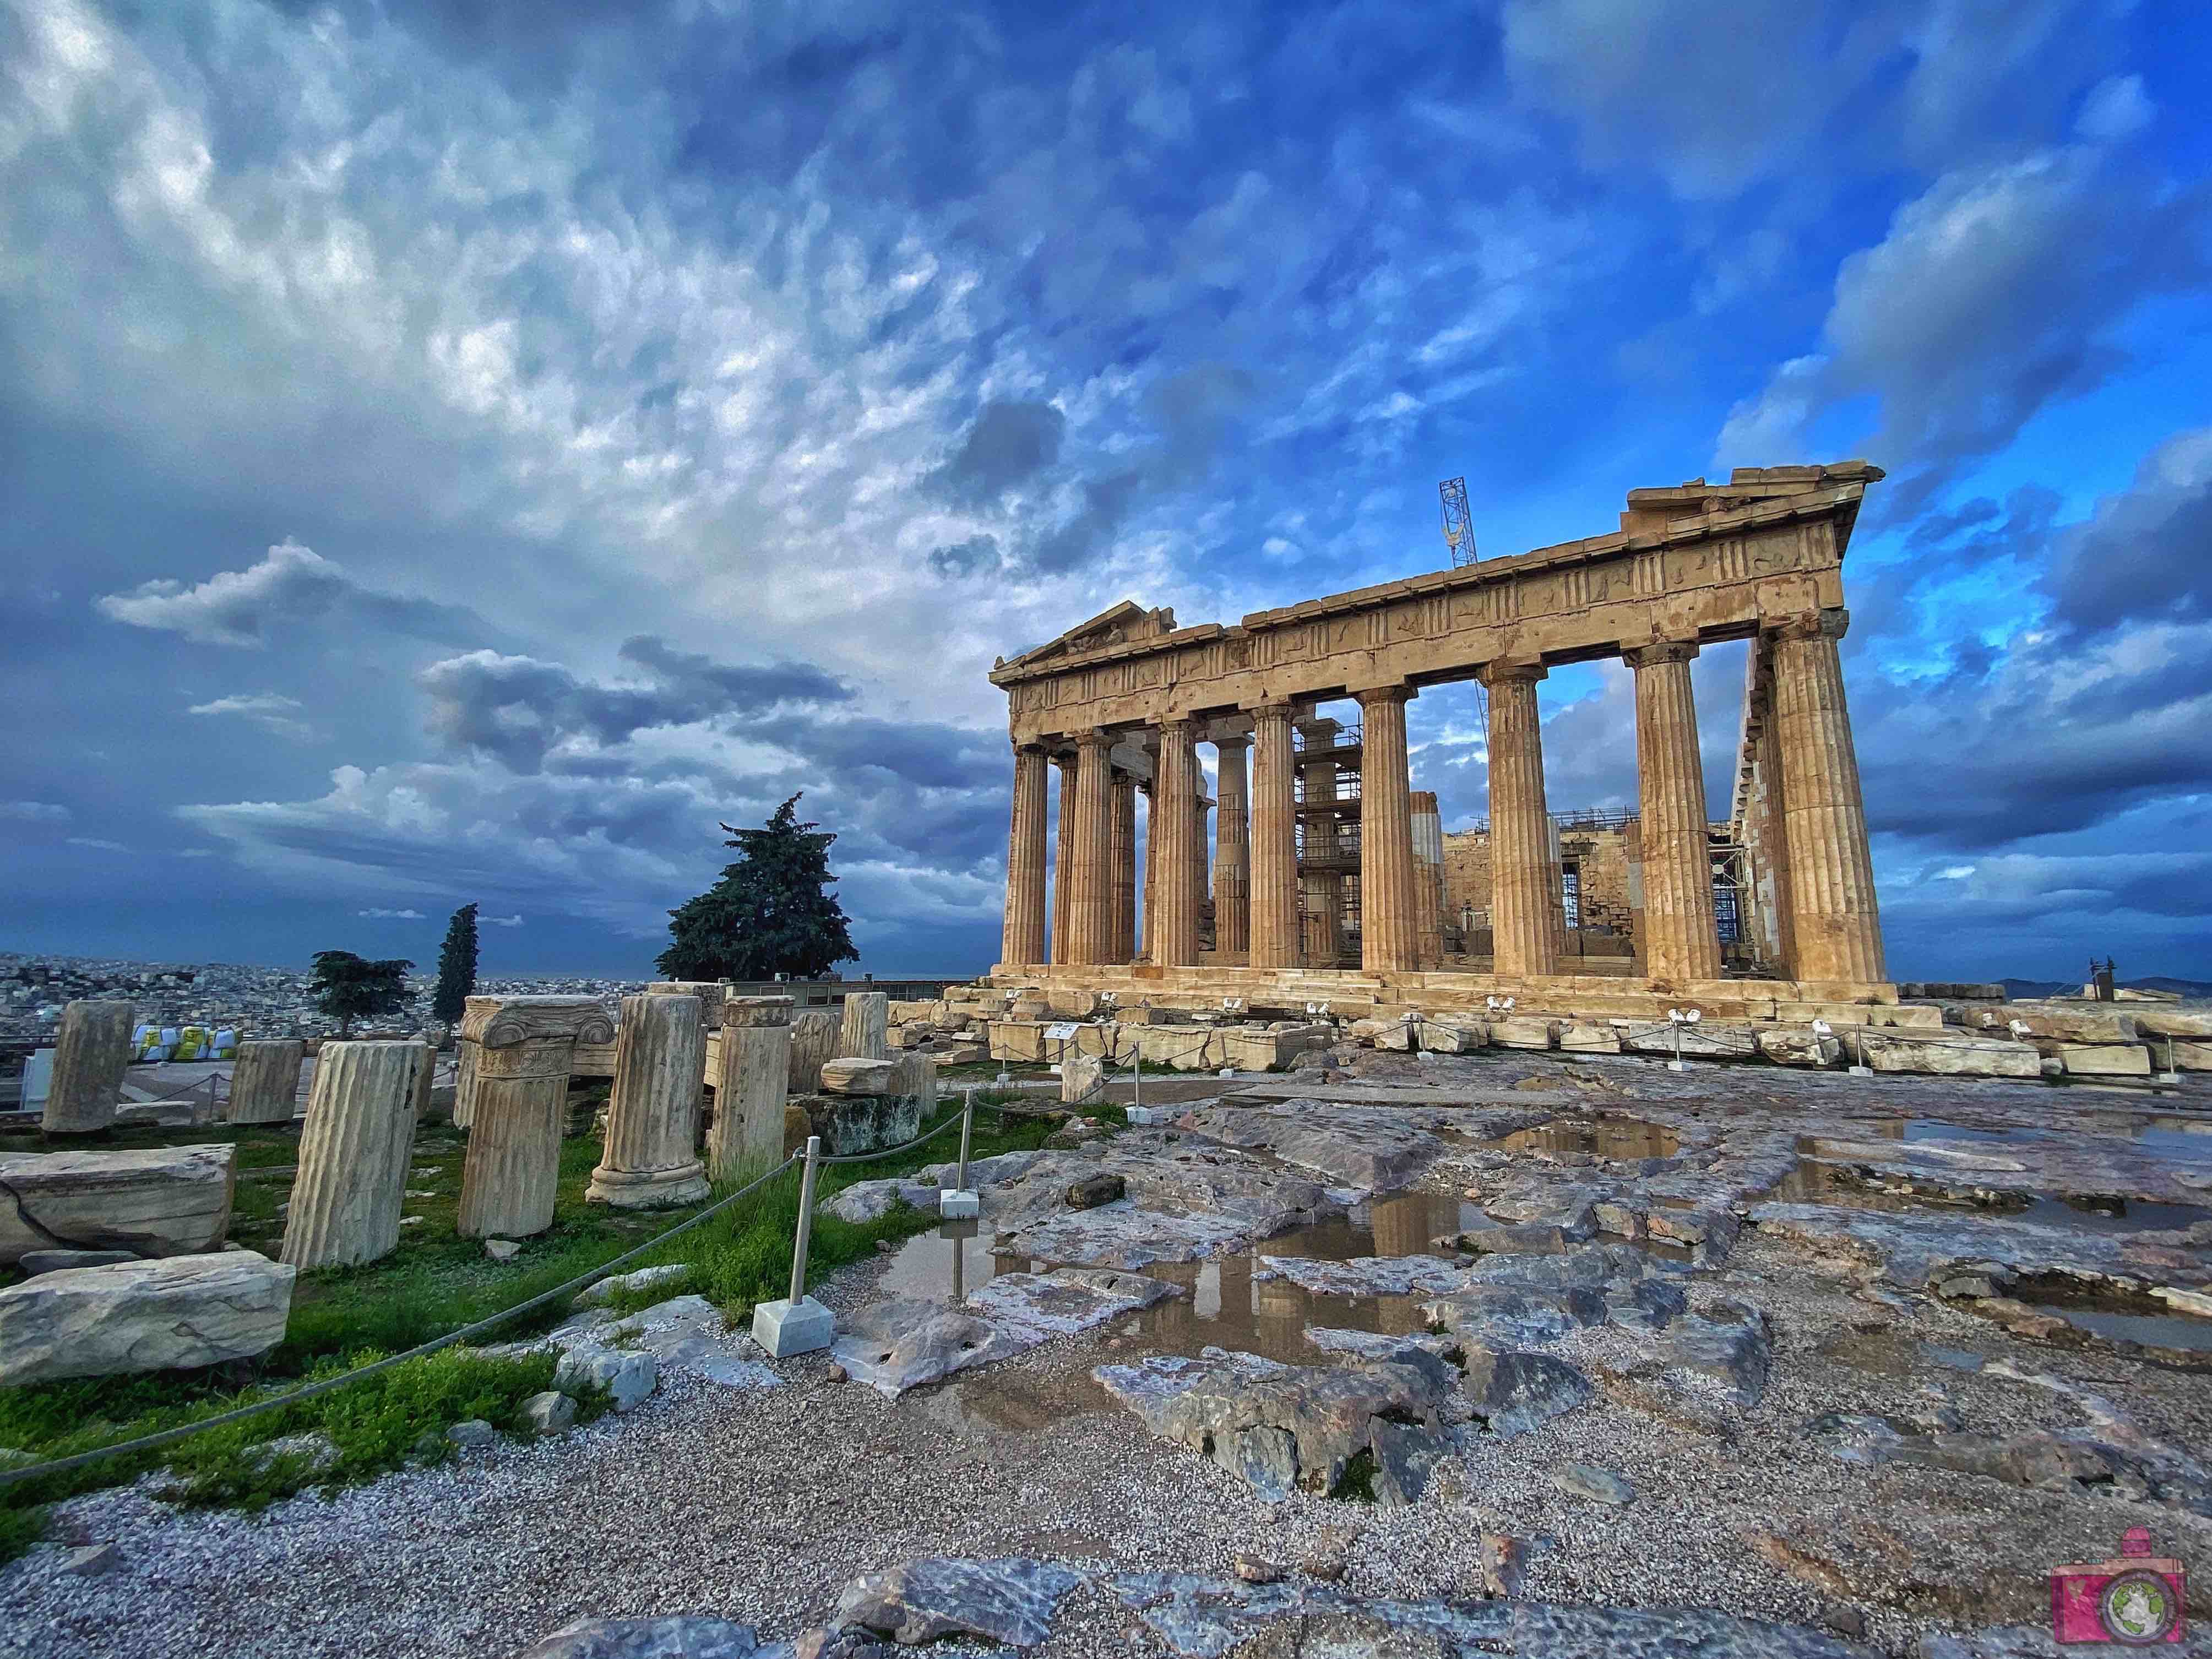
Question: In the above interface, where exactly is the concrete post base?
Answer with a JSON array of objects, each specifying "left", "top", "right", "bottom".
[
  {"left": 751, "top": 1295, "right": 834, "bottom": 1358},
  {"left": 939, "top": 1189, "right": 980, "bottom": 1220}
]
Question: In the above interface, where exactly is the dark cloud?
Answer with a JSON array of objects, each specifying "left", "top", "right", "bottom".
[
  {"left": 418, "top": 641, "right": 854, "bottom": 772},
  {"left": 2042, "top": 428, "right": 2212, "bottom": 638},
  {"left": 928, "top": 400, "right": 1067, "bottom": 505},
  {"left": 928, "top": 535, "right": 1002, "bottom": 580}
]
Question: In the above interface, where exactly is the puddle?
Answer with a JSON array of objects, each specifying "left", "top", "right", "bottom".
[
  {"left": 2012, "top": 1195, "right": 2212, "bottom": 1234},
  {"left": 1471, "top": 1114, "right": 1679, "bottom": 1161},
  {"left": 2134, "top": 1116, "right": 2212, "bottom": 1160},
  {"left": 2022, "top": 1304, "right": 2212, "bottom": 1355},
  {"left": 1874, "top": 1118, "right": 2050, "bottom": 1145},
  {"left": 1773, "top": 1157, "right": 2212, "bottom": 1235},
  {"left": 1920, "top": 1343, "right": 1989, "bottom": 1372}
]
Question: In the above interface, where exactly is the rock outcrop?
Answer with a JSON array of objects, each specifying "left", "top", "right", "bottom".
[{"left": 0, "top": 1250, "right": 294, "bottom": 1385}]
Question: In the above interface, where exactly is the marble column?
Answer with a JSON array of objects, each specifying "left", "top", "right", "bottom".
[
  {"left": 1749, "top": 690, "right": 1798, "bottom": 973},
  {"left": 227, "top": 1038, "right": 305, "bottom": 1125},
  {"left": 589, "top": 993, "right": 710, "bottom": 1208},
  {"left": 1772, "top": 609, "right": 1887, "bottom": 983},
  {"left": 839, "top": 990, "right": 889, "bottom": 1060},
  {"left": 1482, "top": 661, "right": 1561, "bottom": 978},
  {"left": 1064, "top": 730, "right": 1115, "bottom": 964},
  {"left": 711, "top": 995, "right": 791, "bottom": 1179},
  {"left": 1628, "top": 641, "right": 1723, "bottom": 984},
  {"left": 1357, "top": 686, "right": 1420, "bottom": 973},
  {"left": 1110, "top": 770, "right": 1138, "bottom": 962},
  {"left": 1212, "top": 735, "right": 1251, "bottom": 956},
  {"left": 1410, "top": 790, "right": 1445, "bottom": 969},
  {"left": 788, "top": 1008, "right": 839, "bottom": 1094},
  {"left": 1135, "top": 775, "right": 1155, "bottom": 960},
  {"left": 1151, "top": 717, "right": 1201, "bottom": 966},
  {"left": 458, "top": 995, "right": 611, "bottom": 1238},
  {"left": 451, "top": 1037, "right": 481, "bottom": 1129},
  {"left": 42, "top": 1000, "right": 133, "bottom": 1135},
  {"left": 1247, "top": 703, "right": 1300, "bottom": 969},
  {"left": 1050, "top": 753, "right": 1076, "bottom": 964},
  {"left": 1002, "top": 743, "right": 1050, "bottom": 966},
  {"left": 1297, "top": 717, "right": 1343, "bottom": 965},
  {"left": 281, "top": 1040, "right": 425, "bottom": 1269}
]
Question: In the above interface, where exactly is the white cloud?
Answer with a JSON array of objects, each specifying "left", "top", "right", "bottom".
[
  {"left": 0, "top": 800, "right": 72, "bottom": 824},
  {"left": 2075, "top": 73, "right": 2154, "bottom": 143},
  {"left": 99, "top": 542, "right": 346, "bottom": 648},
  {"left": 357, "top": 906, "right": 425, "bottom": 919},
  {"left": 66, "top": 836, "right": 129, "bottom": 852},
  {"left": 189, "top": 690, "right": 316, "bottom": 738},
  {"left": 487, "top": 913, "right": 524, "bottom": 928}
]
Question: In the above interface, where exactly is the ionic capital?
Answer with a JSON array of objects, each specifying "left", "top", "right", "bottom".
[
  {"left": 1623, "top": 640, "right": 1699, "bottom": 670},
  {"left": 1477, "top": 658, "right": 1547, "bottom": 688},
  {"left": 1771, "top": 607, "right": 1850, "bottom": 644}
]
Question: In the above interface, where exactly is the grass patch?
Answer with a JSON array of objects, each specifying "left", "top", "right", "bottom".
[
  {"left": 0, "top": 1085, "right": 1068, "bottom": 1559},
  {"left": 1328, "top": 1447, "right": 1379, "bottom": 1503}
]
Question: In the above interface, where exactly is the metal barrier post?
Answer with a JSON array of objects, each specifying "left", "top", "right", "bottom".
[
  {"left": 752, "top": 1136, "right": 834, "bottom": 1357},
  {"left": 942, "top": 1091, "right": 980, "bottom": 1219}
]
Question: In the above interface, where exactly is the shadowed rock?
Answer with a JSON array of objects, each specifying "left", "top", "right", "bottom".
[{"left": 834, "top": 1557, "right": 1084, "bottom": 1647}]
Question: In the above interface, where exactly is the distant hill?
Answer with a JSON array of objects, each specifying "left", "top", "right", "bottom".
[{"left": 2000, "top": 976, "right": 2212, "bottom": 1000}]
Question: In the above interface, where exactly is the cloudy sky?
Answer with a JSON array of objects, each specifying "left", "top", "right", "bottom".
[{"left": 3, "top": 0, "right": 2207, "bottom": 982}]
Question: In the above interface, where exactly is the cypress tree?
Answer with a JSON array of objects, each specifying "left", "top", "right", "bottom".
[{"left": 433, "top": 902, "right": 480, "bottom": 1025}]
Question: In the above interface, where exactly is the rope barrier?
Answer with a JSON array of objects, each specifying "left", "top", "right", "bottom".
[{"left": 0, "top": 1149, "right": 806, "bottom": 1492}]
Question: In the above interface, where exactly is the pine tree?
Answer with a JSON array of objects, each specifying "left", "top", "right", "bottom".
[
  {"left": 308, "top": 950, "right": 415, "bottom": 1037},
  {"left": 432, "top": 902, "right": 480, "bottom": 1025},
  {"left": 657, "top": 793, "right": 860, "bottom": 981}
]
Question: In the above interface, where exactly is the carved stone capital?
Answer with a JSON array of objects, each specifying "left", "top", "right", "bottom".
[
  {"left": 460, "top": 995, "right": 616, "bottom": 1049},
  {"left": 1477, "top": 658, "right": 1547, "bottom": 688},
  {"left": 1771, "top": 607, "right": 1850, "bottom": 643},
  {"left": 1212, "top": 732, "right": 1252, "bottom": 753},
  {"left": 1623, "top": 640, "right": 1699, "bottom": 669},
  {"left": 1356, "top": 683, "right": 1414, "bottom": 710},
  {"left": 1073, "top": 728, "right": 1115, "bottom": 753},
  {"left": 1246, "top": 700, "right": 1297, "bottom": 721}
]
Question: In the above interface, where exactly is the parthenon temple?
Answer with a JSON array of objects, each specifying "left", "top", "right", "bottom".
[{"left": 988, "top": 463, "right": 1894, "bottom": 1018}]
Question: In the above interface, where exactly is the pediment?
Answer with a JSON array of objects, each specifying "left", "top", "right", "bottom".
[{"left": 1004, "top": 600, "right": 1178, "bottom": 668}]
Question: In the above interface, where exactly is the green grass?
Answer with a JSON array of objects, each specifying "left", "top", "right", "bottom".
[{"left": 0, "top": 1085, "right": 1098, "bottom": 1560}]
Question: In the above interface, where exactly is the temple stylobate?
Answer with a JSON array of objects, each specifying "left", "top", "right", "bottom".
[{"left": 989, "top": 463, "right": 1894, "bottom": 1011}]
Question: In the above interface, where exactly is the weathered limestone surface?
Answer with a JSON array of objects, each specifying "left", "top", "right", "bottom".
[
  {"left": 226, "top": 1038, "right": 306, "bottom": 1125},
  {"left": 44, "top": 999, "right": 134, "bottom": 1135},
  {"left": 2049, "top": 1042, "right": 2150, "bottom": 1078},
  {"left": 794, "top": 1092, "right": 922, "bottom": 1158},
  {"left": 1773, "top": 610, "right": 1885, "bottom": 983},
  {"left": 0, "top": 1251, "right": 296, "bottom": 1386},
  {"left": 0, "top": 1144, "right": 237, "bottom": 1266},
  {"left": 710, "top": 996, "right": 791, "bottom": 1179},
  {"left": 1627, "top": 642, "right": 1721, "bottom": 983},
  {"left": 839, "top": 992, "right": 890, "bottom": 1061},
  {"left": 1213, "top": 735, "right": 1251, "bottom": 956},
  {"left": 1153, "top": 719, "right": 1202, "bottom": 966},
  {"left": 788, "top": 1010, "right": 840, "bottom": 1094},
  {"left": 452, "top": 1036, "right": 482, "bottom": 1130},
  {"left": 822, "top": 1057, "right": 899, "bottom": 1095},
  {"left": 1849, "top": 1029, "right": 2041, "bottom": 1079},
  {"left": 589, "top": 994, "right": 710, "bottom": 1209},
  {"left": 646, "top": 980, "right": 726, "bottom": 1027},
  {"left": 1357, "top": 687, "right": 1418, "bottom": 973},
  {"left": 282, "top": 1041, "right": 424, "bottom": 1269}
]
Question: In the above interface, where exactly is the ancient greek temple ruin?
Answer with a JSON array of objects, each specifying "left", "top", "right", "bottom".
[{"left": 990, "top": 464, "right": 1894, "bottom": 1015}]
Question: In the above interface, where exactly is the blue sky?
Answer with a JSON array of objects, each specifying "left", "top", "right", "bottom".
[{"left": 2, "top": 0, "right": 2207, "bottom": 982}]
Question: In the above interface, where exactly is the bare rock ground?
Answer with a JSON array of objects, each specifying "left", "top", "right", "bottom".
[{"left": 4, "top": 1057, "right": 2210, "bottom": 1659}]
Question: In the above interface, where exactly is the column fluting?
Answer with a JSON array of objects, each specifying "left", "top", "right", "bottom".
[
  {"left": 1297, "top": 716, "right": 1342, "bottom": 966},
  {"left": 1356, "top": 686, "right": 1420, "bottom": 973},
  {"left": 1110, "top": 770, "right": 1138, "bottom": 962},
  {"left": 1050, "top": 753, "right": 1076, "bottom": 965},
  {"left": 1002, "top": 744, "right": 1049, "bottom": 966},
  {"left": 1065, "top": 731, "right": 1116, "bottom": 964},
  {"left": 1247, "top": 704, "right": 1300, "bottom": 969},
  {"left": 1771, "top": 609, "right": 1887, "bottom": 984},
  {"left": 1213, "top": 736, "right": 1251, "bottom": 956},
  {"left": 1627, "top": 641, "right": 1722, "bottom": 984},
  {"left": 1482, "top": 661, "right": 1561, "bottom": 979},
  {"left": 1151, "top": 719, "right": 1201, "bottom": 966}
]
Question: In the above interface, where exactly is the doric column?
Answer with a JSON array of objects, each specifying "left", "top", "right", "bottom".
[
  {"left": 1050, "top": 752, "right": 1076, "bottom": 964},
  {"left": 1750, "top": 691, "right": 1798, "bottom": 972},
  {"left": 589, "top": 993, "right": 710, "bottom": 1208},
  {"left": 1771, "top": 609, "right": 1887, "bottom": 983},
  {"left": 1297, "top": 716, "right": 1342, "bottom": 965},
  {"left": 1110, "top": 770, "right": 1138, "bottom": 962},
  {"left": 1213, "top": 735, "right": 1251, "bottom": 956},
  {"left": 227, "top": 1038, "right": 305, "bottom": 1125},
  {"left": 839, "top": 990, "right": 889, "bottom": 1059},
  {"left": 42, "top": 1000, "right": 133, "bottom": 1135},
  {"left": 1135, "top": 773, "right": 1155, "bottom": 959},
  {"left": 1356, "top": 686, "right": 1420, "bottom": 973},
  {"left": 1410, "top": 790, "right": 1445, "bottom": 969},
  {"left": 1064, "top": 730, "right": 1116, "bottom": 964},
  {"left": 711, "top": 996, "right": 791, "bottom": 1179},
  {"left": 281, "top": 1040, "right": 425, "bottom": 1269},
  {"left": 1002, "top": 744, "right": 1049, "bottom": 966},
  {"left": 1627, "top": 641, "right": 1722, "bottom": 984},
  {"left": 1248, "top": 703, "right": 1300, "bottom": 969},
  {"left": 458, "top": 996, "right": 611, "bottom": 1238},
  {"left": 1482, "top": 661, "right": 1560, "bottom": 978},
  {"left": 1151, "top": 717, "right": 1201, "bottom": 965}
]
